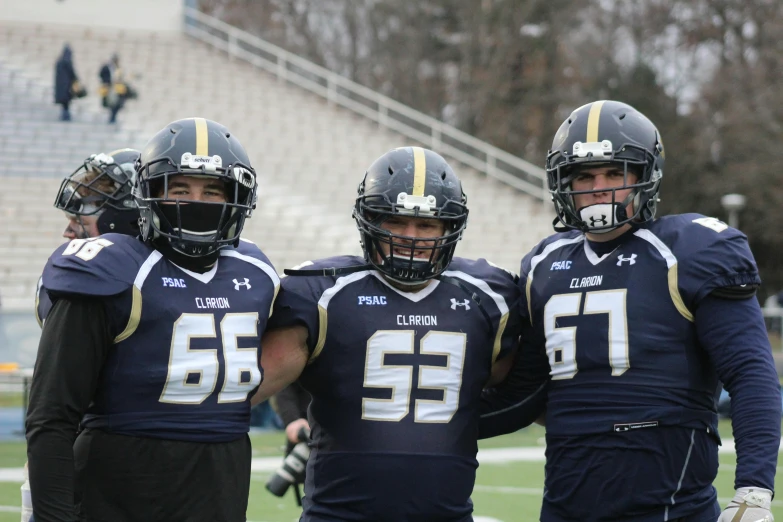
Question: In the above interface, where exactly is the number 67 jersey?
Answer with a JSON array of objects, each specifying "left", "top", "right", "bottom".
[
  {"left": 41, "top": 233, "right": 279, "bottom": 442},
  {"left": 524, "top": 213, "right": 759, "bottom": 437},
  {"left": 270, "top": 255, "right": 521, "bottom": 522},
  {"left": 524, "top": 213, "right": 763, "bottom": 521}
]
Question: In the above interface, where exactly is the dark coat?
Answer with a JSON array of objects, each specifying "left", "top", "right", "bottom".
[
  {"left": 99, "top": 63, "right": 112, "bottom": 86},
  {"left": 54, "top": 46, "right": 77, "bottom": 104}
]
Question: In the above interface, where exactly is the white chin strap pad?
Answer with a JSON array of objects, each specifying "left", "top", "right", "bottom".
[{"left": 579, "top": 203, "right": 622, "bottom": 234}]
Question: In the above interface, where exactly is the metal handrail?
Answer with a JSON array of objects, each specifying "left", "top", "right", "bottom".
[{"left": 182, "top": 6, "right": 548, "bottom": 202}]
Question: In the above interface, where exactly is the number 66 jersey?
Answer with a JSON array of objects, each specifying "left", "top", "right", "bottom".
[
  {"left": 41, "top": 233, "right": 279, "bottom": 442},
  {"left": 270, "top": 255, "right": 521, "bottom": 522}
]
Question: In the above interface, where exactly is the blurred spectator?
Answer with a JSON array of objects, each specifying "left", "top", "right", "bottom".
[
  {"left": 54, "top": 44, "right": 80, "bottom": 121},
  {"left": 99, "top": 53, "right": 137, "bottom": 124}
]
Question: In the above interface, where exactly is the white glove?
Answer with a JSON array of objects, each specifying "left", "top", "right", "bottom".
[{"left": 718, "top": 487, "right": 774, "bottom": 522}]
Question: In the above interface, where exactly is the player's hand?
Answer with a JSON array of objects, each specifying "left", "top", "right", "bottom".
[
  {"left": 718, "top": 487, "right": 774, "bottom": 522},
  {"left": 285, "top": 418, "right": 310, "bottom": 444}
]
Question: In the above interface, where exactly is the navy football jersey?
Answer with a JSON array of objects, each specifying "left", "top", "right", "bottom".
[
  {"left": 272, "top": 255, "right": 521, "bottom": 522},
  {"left": 34, "top": 275, "right": 53, "bottom": 327},
  {"left": 523, "top": 213, "right": 761, "bottom": 521},
  {"left": 42, "top": 234, "right": 279, "bottom": 442}
]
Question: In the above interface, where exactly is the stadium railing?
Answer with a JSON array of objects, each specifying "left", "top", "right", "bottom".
[{"left": 181, "top": 6, "right": 549, "bottom": 204}]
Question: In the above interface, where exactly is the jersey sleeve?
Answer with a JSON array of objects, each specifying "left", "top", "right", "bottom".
[
  {"left": 669, "top": 215, "right": 761, "bottom": 308},
  {"left": 35, "top": 276, "right": 53, "bottom": 327},
  {"left": 485, "top": 261, "right": 523, "bottom": 362},
  {"left": 267, "top": 258, "right": 354, "bottom": 354},
  {"left": 42, "top": 235, "right": 140, "bottom": 298},
  {"left": 446, "top": 258, "right": 523, "bottom": 363},
  {"left": 268, "top": 281, "right": 321, "bottom": 354}
]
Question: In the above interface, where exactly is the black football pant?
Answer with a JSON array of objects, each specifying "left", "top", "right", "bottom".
[{"left": 74, "top": 428, "right": 251, "bottom": 522}]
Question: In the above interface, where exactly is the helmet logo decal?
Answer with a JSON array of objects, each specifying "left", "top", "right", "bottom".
[{"left": 233, "top": 167, "right": 255, "bottom": 189}]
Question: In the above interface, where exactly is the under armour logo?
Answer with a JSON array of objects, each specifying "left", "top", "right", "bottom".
[
  {"left": 450, "top": 298, "right": 470, "bottom": 310},
  {"left": 589, "top": 215, "right": 609, "bottom": 227},
  {"left": 616, "top": 254, "right": 637, "bottom": 266},
  {"left": 233, "top": 278, "right": 251, "bottom": 290}
]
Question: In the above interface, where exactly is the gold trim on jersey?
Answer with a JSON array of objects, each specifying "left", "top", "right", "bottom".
[
  {"left": 492, "top": 312, "right": 510, "bottom": 364},
  {"left": 412, "top": 146, "right": 427, "bottom": 197},
  {"left": 668, "top": 266, "right": 694, "bottom": 322},
  {"left": 34, "top": 292, "right": 43, "bottom": 328},
  {"left": 586, "top": 101, "right": 606, "bottom": 143},
  {"left": 310, "top": 304, "right": 329, "bottom": 363},
  {"left": 114, "top": 285, "right": 142, "bottom": 343},
  {"left": 525, "top": 277, "right": 533, "bottom": 325},
  {"left": 269, "top": 285, "right": 280, "bottom": 318}
]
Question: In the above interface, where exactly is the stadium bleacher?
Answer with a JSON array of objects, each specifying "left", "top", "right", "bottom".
[{"left": 0, "top": 21, "right": 554, "bottom": 314}]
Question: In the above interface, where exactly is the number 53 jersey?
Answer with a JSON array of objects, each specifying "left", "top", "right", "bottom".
[
  {"left": 270, "top": 255, "right": 521, "bottom": 522},
  {"left": 42, "top": 234, "right": 279, "bottom": 442},
  {"left": 523, "top": 213, "right": 761, "bottom": 438}
]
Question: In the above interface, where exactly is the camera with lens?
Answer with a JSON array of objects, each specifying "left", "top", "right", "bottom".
[{"left": 265, "top": 426, "right": 311, "bottom": 498}]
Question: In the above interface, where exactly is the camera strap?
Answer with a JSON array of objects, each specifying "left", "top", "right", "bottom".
[{"left": 292, "top": 483, "right": 303, "bottom": 507}]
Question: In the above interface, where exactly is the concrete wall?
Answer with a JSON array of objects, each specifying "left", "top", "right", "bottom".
[{"left": 0, "top": 0, "right": 183, "bottom": 32}]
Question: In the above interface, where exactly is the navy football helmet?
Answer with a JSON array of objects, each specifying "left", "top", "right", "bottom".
[
  {"left": 134, "top": 118, "right": 257, "bottom": 258},
  {"left": 354, "top": 147, "right": 468, "bottom": 285},
  {"left": 546, "top": 100, "right": 665, "bottom": 233},
  {"left": 54, "top": 148, "right": 141, "bottom": 236}
]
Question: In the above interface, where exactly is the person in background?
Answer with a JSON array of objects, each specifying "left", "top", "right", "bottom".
[
  {"left": 99, "top": 53, "right": 134, "bottom": 124},
  {"left": 53, "top": 44, "right": 78, "bottom": 122}
]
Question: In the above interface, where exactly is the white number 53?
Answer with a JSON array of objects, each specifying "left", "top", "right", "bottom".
[{"left": 362, "top": 330, "right": 467, "bottom": 423}]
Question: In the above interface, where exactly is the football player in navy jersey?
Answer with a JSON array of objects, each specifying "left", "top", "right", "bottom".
[
  {"left": 480, "top": 100, "right": 780, "bottom": 522},
  {"left": 254, "top": 147, "right": 542, "bottom": 522},
  {"left": 26, "top": 118, "right": 279, "bottom": 522},
  {"left": 35, "top": 148, "right": 141, "bottom": 326},
  {"left": 25, "top": 149, "right": 142, "bottom": 522}
]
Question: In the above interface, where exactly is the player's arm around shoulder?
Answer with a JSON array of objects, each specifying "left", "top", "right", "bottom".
[
  {"left": 253, "top": 324, "right": 309, "bottom": 405},
  {"left": 476, "top": 252, "right": 551, "bottom": 439},
  {"left": 252, "top": 261, "right": 328, "bottom": 405}
]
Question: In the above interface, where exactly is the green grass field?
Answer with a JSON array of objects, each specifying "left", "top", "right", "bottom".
[
  {"left": 0, "top": 419, "right": 779, "bottom": 521},
  {"left": 0, "top": 421, "right": 783, "bottom": 522}
]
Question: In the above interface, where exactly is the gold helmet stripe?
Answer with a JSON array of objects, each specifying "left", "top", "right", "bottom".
[
  {"left": 586, "top": 100, "right": 606, "bottom": 143},
  {"left": 411, "top": 146, "right": 427, "bottom": 197},
  {"left": 194, "top": 118, "right": 209, "bottom": 156}
]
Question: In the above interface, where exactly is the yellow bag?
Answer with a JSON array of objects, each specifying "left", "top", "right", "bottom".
[{"left": 71, "top": 81, "right": 87, "bottom": 98}]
